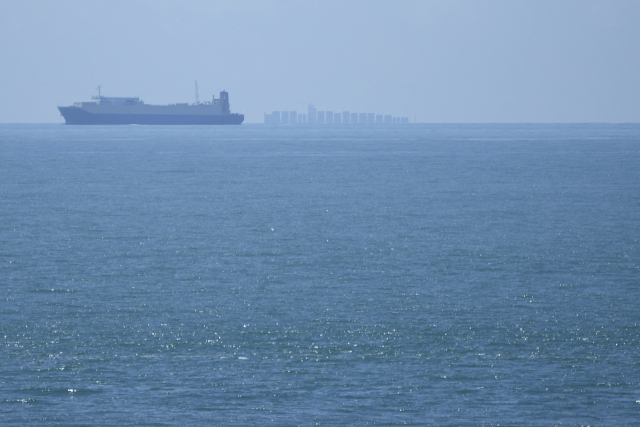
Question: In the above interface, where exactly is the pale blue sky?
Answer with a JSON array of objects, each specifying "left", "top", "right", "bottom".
[{"left": 1, "top": 0, "right": 639, "bottom": 123}]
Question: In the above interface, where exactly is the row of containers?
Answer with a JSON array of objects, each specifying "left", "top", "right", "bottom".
[{"left": 265, "top": 104, "right": 410, "bottom": 124}]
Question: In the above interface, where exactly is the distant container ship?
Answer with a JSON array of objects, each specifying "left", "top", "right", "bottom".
[{"left": 58, "top": 89, "right": 243, "bottom": 125}]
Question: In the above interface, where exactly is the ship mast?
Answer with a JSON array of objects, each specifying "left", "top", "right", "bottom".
[
  {"left": 194, "top": 81, "right": 199, "bottom": 105},
  {"left": 96, "top": 85, "right": 101, "bottom": 97}
]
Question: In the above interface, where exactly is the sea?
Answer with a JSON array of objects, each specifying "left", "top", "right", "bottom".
[{"left": 1, "top": 123, "right": 639, "bottom": 426}]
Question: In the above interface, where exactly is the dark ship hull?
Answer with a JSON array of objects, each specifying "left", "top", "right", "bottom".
[{"left": 58, "top": 107, "right": 244, "bottom": 125}]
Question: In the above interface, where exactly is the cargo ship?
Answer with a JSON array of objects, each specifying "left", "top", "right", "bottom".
[{"left": 58, "top": 89, "right": 244, "bottom": 125}]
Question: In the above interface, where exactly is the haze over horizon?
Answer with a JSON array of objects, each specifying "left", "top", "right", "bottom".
[{"left": 1, "top": 0, "right": 639, "bottom": 124}]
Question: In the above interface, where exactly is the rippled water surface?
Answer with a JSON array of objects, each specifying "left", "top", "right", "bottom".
[{"left": 1, "top": 124, "right": 639, "bottom": 425}]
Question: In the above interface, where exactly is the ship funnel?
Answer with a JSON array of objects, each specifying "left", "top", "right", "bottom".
[{"left": 219, "top": 91, "right": 230, "bottom": 114}]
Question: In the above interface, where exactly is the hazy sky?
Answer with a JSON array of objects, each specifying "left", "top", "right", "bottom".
[{"left": 1, "top": 0, "right": 639, "bottom": 123}]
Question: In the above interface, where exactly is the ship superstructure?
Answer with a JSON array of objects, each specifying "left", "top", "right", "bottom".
[{"left": 58, "top": 90, "right": 244, "bottom": 125}]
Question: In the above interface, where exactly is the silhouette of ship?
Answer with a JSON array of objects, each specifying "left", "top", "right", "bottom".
[{"left": 58, "top": 86, "right": 243, "bottom": 125}]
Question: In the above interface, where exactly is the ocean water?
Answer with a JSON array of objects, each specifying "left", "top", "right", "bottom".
[{"left": 1, "top": 123, "right": 639, "bottom": 426}]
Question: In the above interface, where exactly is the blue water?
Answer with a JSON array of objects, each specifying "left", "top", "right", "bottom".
[{"left": 1, "top": 124, "right": 639, "bottom": 426}]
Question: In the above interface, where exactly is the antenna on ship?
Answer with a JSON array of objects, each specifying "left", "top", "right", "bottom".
[
  {"left": 194, "top": 80, "right": 199, "bottom": 105},
  {"left": 96, "top": 85, "right": 101, "bottom": 97}
]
